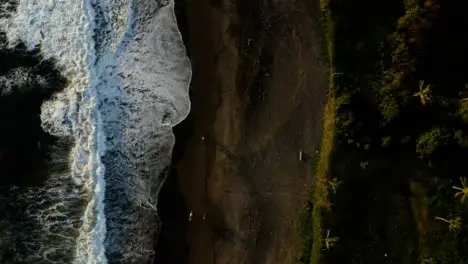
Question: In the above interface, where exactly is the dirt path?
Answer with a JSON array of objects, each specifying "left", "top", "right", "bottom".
[{"left": 176, "top": 0, "right": 327, "bottom": 263}]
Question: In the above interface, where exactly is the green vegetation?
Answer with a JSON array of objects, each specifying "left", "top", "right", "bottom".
[
  {"left": 435, "top": 216, "right": 462, "bottom": 233},
  {"left": 299, "top": 4, "right": 336, "bottom": 264},
  {"left": 453, "top": 177, "right": 468, "bottom": 203},
  {"left": 301, "top": 0, "right": 468, "bottom": 263}
]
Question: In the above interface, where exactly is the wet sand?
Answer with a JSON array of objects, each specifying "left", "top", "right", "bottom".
[{"left": 175, "top": 0, "right": 328, "bottom": 263}]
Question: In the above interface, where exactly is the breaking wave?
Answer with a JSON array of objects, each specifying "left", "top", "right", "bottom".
[{"left": 0, "top": 0, "right": 191, "bottom": 263}]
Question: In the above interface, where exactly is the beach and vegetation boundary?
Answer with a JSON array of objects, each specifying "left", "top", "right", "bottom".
[{"left": 300, "top": 0, "right": 468, "bottom": 263}]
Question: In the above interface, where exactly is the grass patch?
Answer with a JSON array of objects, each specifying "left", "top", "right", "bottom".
[
  {"left": 310, "top": 90, "right": 336, "bottom": 264},
  {"left": 299, "top": 8, "right": 337, "bottom": 264}
]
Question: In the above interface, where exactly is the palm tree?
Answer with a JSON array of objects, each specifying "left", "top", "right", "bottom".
[
  {"left": 328, "top": 178, "right": 342, "bottom": 194},
  {"left": 435, "top": 216, "right": 462, "bottom": 233},
  {"left": 453, "top": 177, "right": 468, "bottom": 203},
  {"left": 414, "top": 80, "right": 432, "bottom": 105},
  {"left": 324, "top": 230, "right": 339, "bottom": 250}
]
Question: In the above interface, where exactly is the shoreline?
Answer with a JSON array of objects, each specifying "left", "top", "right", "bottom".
[{"left": 157, "top": 0, "right": 328, "bottom": 263}]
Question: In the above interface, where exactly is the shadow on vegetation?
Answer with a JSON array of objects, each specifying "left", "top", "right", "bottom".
[{"left": 311, "top": 0, "right": 468, "bottom": 263}]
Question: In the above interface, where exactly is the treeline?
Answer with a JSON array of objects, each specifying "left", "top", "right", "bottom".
[{"left": 322, "top": 0, "right": 468, "bottom": 263}]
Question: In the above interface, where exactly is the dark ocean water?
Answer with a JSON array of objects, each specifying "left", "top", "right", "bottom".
[
  {"left": 0, "top": 32, "right": 79, "bottom": 263},
  {"left": 0, "top": 39, "right": 67, "bottom": 186}
]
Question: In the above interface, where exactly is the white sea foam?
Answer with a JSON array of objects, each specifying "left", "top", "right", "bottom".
[{"left": 0, "top": 0, "right": 191, "bottom": 263}]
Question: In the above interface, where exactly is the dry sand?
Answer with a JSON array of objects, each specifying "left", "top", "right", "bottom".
[{"left": 177, "top": 0, "right": 328, "bottom": 263}]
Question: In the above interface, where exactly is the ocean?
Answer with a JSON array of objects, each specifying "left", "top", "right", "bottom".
[{"left": 0, "top": 0, "right": 191, "bottom": 263}]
